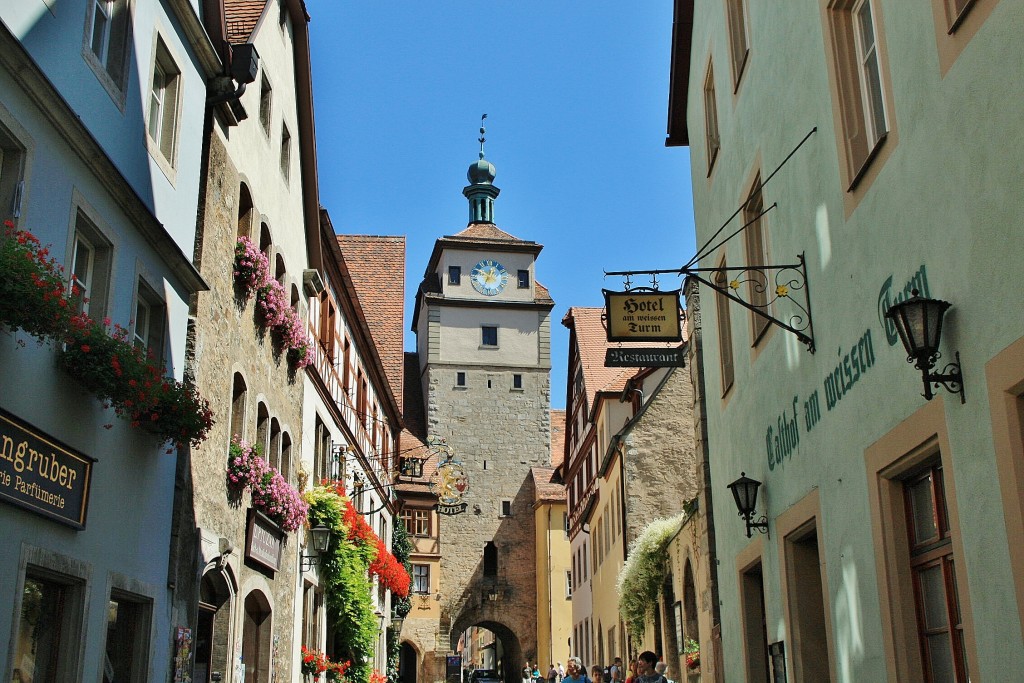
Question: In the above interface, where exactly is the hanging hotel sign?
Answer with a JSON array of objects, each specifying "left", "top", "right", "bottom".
[
  {"left": 605, "top": 347, "right": 686, "bottom": 368},
  {"left": 0, "top": 407, "right": 94, "bottom": 529},
  {"left": 245, "top": 509, "right": 285, "bottom": 572},
  {"left": 603, "top": 289, "right": 683, "bottom": 342},
  {"left": 427, "top": 436, "right": 468, "bottom": 516}
]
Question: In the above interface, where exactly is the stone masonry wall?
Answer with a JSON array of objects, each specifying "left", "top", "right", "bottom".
[
  {"left": 622, "top": 368, "right": 698, "bottom": 545},
  {"left": 425, "top": 363, "right": 551, "bottom": 680},
  {"left": 174, "top": 129, "right": 304, "bottom": 681}
]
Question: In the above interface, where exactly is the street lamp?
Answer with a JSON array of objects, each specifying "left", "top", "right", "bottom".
[
  {"left": 884, "top": 289, "right": 965, "bottom": 403},
  {"left": 727, "top": 473, "right": 769, "bottom": 538},
  {"left": 301, "top": 524, "right": 332, "bottom": 570}
]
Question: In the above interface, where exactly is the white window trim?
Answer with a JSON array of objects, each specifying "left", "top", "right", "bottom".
[
  {"left": 145, "top": 32, "right": 182, "bottom": 184},
  {"left": 851, "top": 0, "right": 888, "bottom": 149},
  {"left": 66, "top": 189, "right": 119, "bottom": 322},
  {"left": 82, "top": 0, "right": 131, "bottom": 110}
]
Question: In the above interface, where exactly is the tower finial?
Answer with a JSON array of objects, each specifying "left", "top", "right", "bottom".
[{"left": 478, "top": 113, "right": 487, "bottom": 160}]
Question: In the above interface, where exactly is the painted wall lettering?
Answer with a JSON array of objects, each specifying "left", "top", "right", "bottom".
[
  {"left": 824, "top": 329, "right": 876, "bottom": 411},
  {"left": 766, "top": 397, "right": 801, "bottom": 471}
]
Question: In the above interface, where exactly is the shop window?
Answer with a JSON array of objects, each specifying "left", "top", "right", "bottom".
[
  {"left": 703, "top": 61, "right": 720, "bottom": 174},
  {"left": 85, "top": 0, "right": 131, "bottom": 97},
  {"left": 147, "top": 37, "right": 181, "bottom": 168},
  {"left": 103, "top": 590, "right": 153, "bottom": 683},
  {"left": 70, "top": 209, "right": 113, "bottom": 321},
  {"left": 725, "top": 0, "right": 749, "bottom": 89},
  {"left": 242, "top": 591, "right": 272, "bottom": 683},
  {"left": 824, "top": 0, "right": 897, "bottom": 201},
  {"left": 13, "top": 564, "right": 86, "bottom": 682},
  {"left": 132, "top": 277, "right": 165, "bottom": 358},
  {"left": 259, "top": 73, "right": 272, "bottom": 136},
  {"left": 412, "top": 564, "right": 430, "bottom": 594},
  {"left": 713, "top": 259, "right": 734, "bottom": 395},
  {"left": 742, "top": 176, "right": 770, "bottom": 343}
]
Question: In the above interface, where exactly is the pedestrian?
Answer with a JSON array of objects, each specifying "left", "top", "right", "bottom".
[
  {"left": 557, "top": 662, "right": 566, "bottom": 680},
  {"left": 636, "top": 652, "right": 665, "bottom": 683},
  {"left": 548, "top": 664, "right": 559, "bottom": 683},
  {"left": 610, "top": 658, "right": 623, "bottom": 683},
  {"left": 624, "top": 659, "right": 638, "bottom": 683},
  {"left": 564, "top": 658, "right": 588, "bottom": 683},
  {"left": 523, "top": 665, "right": 533, "bottom": 683},
  {"left": 591, "top": 665, "right": 604, "bottom": 683}
]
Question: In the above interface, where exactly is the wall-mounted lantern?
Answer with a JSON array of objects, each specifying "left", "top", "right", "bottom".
[
  {"left": 884, "top": 289, "right": 965, "bottom": 403},
  {"left": 301, "top": 524, "right": 332, "bottom": 570},
  {"left": 727, "top": 473, "right": 769, "bottom": 538}
]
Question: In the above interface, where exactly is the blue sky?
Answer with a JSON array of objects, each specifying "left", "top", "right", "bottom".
[{"left": 308, "top": 1, "right": 696, "bottom": 409}]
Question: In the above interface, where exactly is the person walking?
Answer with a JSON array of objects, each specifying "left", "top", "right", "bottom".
[
  {"left": 636, "top": 652, "right": 666, "bottom": 683},
  {"left": 610, "top": 658, "right": 623, "bottom": 683},
  {"left": 557, "top": 662, "right": 566, "bottom": 680},
  {"left": 548, "top": 664, "right": 559, "bottom": 683}
]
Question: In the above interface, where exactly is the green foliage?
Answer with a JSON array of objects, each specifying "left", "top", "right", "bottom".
[
  {"left": 617, "top": 512, "right": 686, "bottom": 647},
  {"left": 390, "top": 521, "right": 413, "bottom": 619},
  {"left": 305, "top": 487, "right": 378, "bottom": 683},
  {"left": 386, "top": 625, "right": 401, "bottom": 683}
]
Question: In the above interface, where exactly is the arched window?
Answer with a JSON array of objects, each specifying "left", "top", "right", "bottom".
[
  {"left": 290, "top": 283, "right": 300, "bottom": 310},
  {"left": 230, "top": 373, "right": 247, "bottom": 442},
  {"left": 683, "top": 560, "right": 700, "bottom": 644},
  {"left": 196, "top": 570, "right": 233, "bottom": 682},
  {"left": 483, "top": 541, "right": 498, "bottom": 578},
  {"left": 237, "top": 184, "right": 254, "bottom": 239},
  {"left": 259, "top": 223, "right": 272, "bottom": 257},
  {"left": 256, "top": 402, "right": 270, "bottom": 458},
  {"left": 281, "top": 432, "right": 292, "bottom": 484},
  {"left": 242, "top": 591, "right": 272, "bottom": 683},
  {"left": 269, "top": 418, "right": 282, "bottom": 471},
  {"left": 275, "top": 253, "right": 286, "bottom": 285}
]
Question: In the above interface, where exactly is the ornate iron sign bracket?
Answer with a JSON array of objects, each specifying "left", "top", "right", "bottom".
[{"left": 605, "top": 252, "right": 816, "bottom": 353}]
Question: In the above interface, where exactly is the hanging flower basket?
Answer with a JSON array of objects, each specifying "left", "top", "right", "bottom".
[
  {"left": 1, "top": 223, "right": 213, "bottom": 449},
  {"left": 227, "top": 437, "right": 308, "bottom": 532}
]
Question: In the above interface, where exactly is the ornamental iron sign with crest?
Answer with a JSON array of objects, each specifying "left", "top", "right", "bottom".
[{"left": 427, "top": 436, "right": 469, "bottom": 515}]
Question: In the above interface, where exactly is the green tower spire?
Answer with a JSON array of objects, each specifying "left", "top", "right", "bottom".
[{"left": 463, "top": 114, "right": 500, "bottom": 224}]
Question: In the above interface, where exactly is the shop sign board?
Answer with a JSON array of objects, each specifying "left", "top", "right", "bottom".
[
  {"left": 605, "top": 347, "right": 686, "bottom": 368},
  {"left": 604, "top": 289, "right": 682, "bottom": 342},
  {"left": 246, "top": 509, "right": 284, "bottom": 572},
  {"left": 0, "top": 407, "right": 94, "bottom": 529}
]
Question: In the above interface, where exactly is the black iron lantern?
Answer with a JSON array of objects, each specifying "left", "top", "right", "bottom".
[
  {"left": 884, "top": 290, "right": 964, "bottom": 403},
  {"left": 727, "top": 473, "right": 768, "bottom": 538},
  {"left": 301, "top": 524, "right": 332, "bottom": 570}
]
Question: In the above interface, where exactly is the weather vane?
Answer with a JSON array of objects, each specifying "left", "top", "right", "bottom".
[{"left": 478, "top": 113, "right": 487, "bottom": 159}]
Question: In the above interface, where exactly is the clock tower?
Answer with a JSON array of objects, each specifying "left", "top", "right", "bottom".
[{"left": 409, "top": 136, "right": 555, "bottom": 679}]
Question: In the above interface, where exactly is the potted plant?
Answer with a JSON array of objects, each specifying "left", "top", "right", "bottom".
[
  {"left": 300, "top": 645, "right": 330, "bottom": 681},
  {"left": 683, "top": 638, "right": 700, "bottom": 677}
]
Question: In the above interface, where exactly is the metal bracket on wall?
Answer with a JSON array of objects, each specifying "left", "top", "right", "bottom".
[{"left": 606, "top": 252, "right": 816, "bottom": 353}]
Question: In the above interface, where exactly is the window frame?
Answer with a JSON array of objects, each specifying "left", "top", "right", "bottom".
[
  {"left": 725, "top": 0, "right": 750, "bottom": 91},
  {"left": 449, "top": 266, "right": 462, "bottom": 285},
  {"left": 83, "top": 0, "right": 132, "bottom": 107},
  {"left": 146, "top": 35, "right": 182, "bottom": 175},
  {"left": 713, "top": 256, "right": 735, "bottom": 396},
  {"left": 259, "top": 72, "right": 273, "bottom": 137},
  {"left": 132, "top": 276, "right": 165, "bottom": 360},
  {"left": 412, "top": 564, "right": 430, "bottom": 594},
  {"left": 481, "top": 325, "right": 498, "bottom": 348},
  {"left": 517, "top": 269, "right": 530, "bottom": 289},
  {"left": 0, "top": 113, "right": 30, "bottom": 224},
  {"left": 280, "top": 122, "right": 292, "bottom": 182},
  {"left": 103, "top": 586, "right": 155, "bottom": 683},
  {"left": 703, "top": 60, "right": 720, "bottom": 175},
  {"left": 69, "top": 203, "right": 115, "bottom": 323},
  {"left": 742, "top": 175, "right": 771, "bottom": 345}
]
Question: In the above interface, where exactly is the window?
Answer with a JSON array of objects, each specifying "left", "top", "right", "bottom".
[
  {"left": 259, "top": 73, "right": 272, "bottom": 136},
  {"left": 566, "top": 570, "right": 573, "bottom": 599},
  {"left": 483, "top": 542, "right": 498, "bottom": 577},
  {"left": 703, "top": 62, "right": 720, "bottom": 173},
  {"left": 104, "top": 590, "right": 153, "bottom": 683},
  {"left": 132, "top": 278, "right": 165, "bottom": 358},
  {"left": 714, "top": 260, "right": 735, "bottom": 394},
  {"left": 825, "top": 0, "right": 895, "bottom": 194},
  {"left": 449, "top": 266, "right": 461, "bottom": 285},
  {"left": 281, "top": 432, "right": 292, "bottom": 485},
  {"left": 237, "top": 184, "right": 254, "bottom": 239},
  {"left": 301, "top": 582, "right": 323, "bottom": 649},
  {"left": 456, "top": 371, "right": 466, "bottom": 387},
  {"left": 148, "top": 38, "right": 181, "bottom": 166},
  {"left": 14, "top": 568, "right": 86, "bottom": 682},
  {"left": 0, "top": 121, "right": 26, "bottom": 222},
  {"left": 256, "top": 402, "right": 270, "bottom": 457},
  {"left": 929, "top": 0, "right": 998, "bottom": 75},
  {"left": 500, "top": 500, "right": 512, "bottom": 517},
  {"left": 412, "top": 564, "right": 430, "bottom": 594},
  {"left": 70, "top": 210, "right": 113, "bottom": 321},
  {"left": 904, "top": 463, "right": 968, "bottom": 682},
  {"left": 402, "top": 508, "right": 431, "bottom": 537},
  {"left": 313, "top": 416, "right": 329, "bottom": 482},
  {"left": 725, "top": 0, "right": 749, "bottom": 89},
  {"left": 742, "top": 176, "right": 770, "bottom": 343},
  {"left": 230, "top": 373, "right": 247, "bottom": 441},
  {"left": 512, "top": 374, "right": 523, "bottom": 390},
  {"left": 481, "top": 325, "right": 498, "bottom": 347},
  {"left": 517, "top": 270, "right": 530, "bottom": 288},
  {"left": 280, "top": 123, "right": 291, "bottom": 181},
  {"left": 86, "top": 0, "right": 131, "bottom": 92},
  {"left": 268, "top": 418, "right": 281, "bottom": 472}
]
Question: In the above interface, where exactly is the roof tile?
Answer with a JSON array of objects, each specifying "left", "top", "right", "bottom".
[{"left": 225, "top": 0, "right": 268, "bottom": 43}]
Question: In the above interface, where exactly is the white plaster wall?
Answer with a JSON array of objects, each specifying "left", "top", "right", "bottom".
[
  {"left": 439, "top": 307, "right": 540, "bottom": 366},
  {"left": 439, "top": 248, "right": 537, "bottom": 302}
]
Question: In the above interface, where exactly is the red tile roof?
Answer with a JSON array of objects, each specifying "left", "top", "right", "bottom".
[
  {"left": 453, "top": 222, "right": 525, "bottom": 243},
  {"left": 532, "top": 466, "right": 565, "bottom": 504},
  {"left": 225, "top": 0, "right": 268, "bottom": 43},
  {"left": 396, "top": 353, "right": 431, "bottom": 494},
  {"left": 562, "top": 307, "right": 685, "bottom": 413},
  {"left": 337, "top": 235, "right": 406, "bottom": 412},
  {"left": 550, "top": 409, "right": 566, "bottom": 468}
]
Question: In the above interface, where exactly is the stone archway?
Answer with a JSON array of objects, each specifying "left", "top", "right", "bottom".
[
  {"left": 399, "top": 640, "right": 419, "bottom": 683},
  {"left": 450, "top": 619, "right": 524, "bottom": 683}
]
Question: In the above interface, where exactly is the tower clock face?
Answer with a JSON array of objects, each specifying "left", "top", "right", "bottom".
[{"left": 470, "top": 259, "right": 509, "bottom": 296}]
